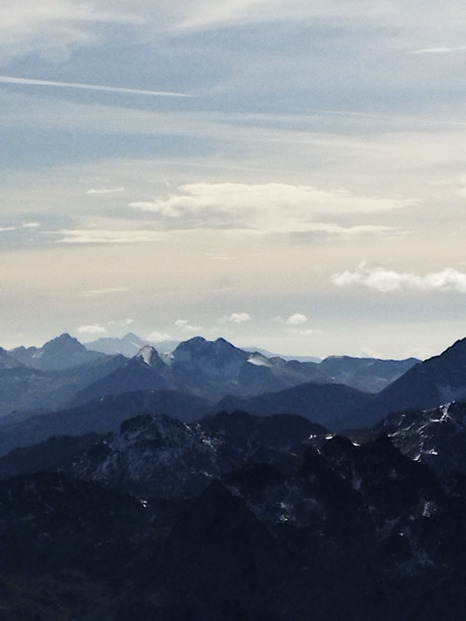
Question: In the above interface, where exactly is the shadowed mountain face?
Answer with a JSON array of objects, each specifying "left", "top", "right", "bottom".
[
  {"left": 0, "top": 390, "right": 213, "bottom": 457},
  {"left": 380, "top": 337, "right": 466, "bottom": 412},
  {"left": 0, "top": 348, "right": 23, "bottom": 370},
  {"left": 373, "top": 401, "right": 466, "bottom": 481},
  {"left": 0, "top": 411, "right": 326, "bottom": 493},
  {"left": 0, "top": 410, "right": 465, "bottom": 619},
  {"left": 217, "top": 382, "right": 382, "bottom": 432},
  {"left": 0, "top": 353, "right": 128, "bottom": 418}
]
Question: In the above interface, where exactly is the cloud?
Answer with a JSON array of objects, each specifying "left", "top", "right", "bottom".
[
  {"left": 80, "top": 287, "right": 129, "bottom": 297},
  {"left": 410, "top": 47, "right": 454, "bottom": 55},
  {"left": 0, "top": 76, "right": 191, "bottom": 98},
  {"left": 56, "top": 229, "right": 165, "bottom": 244},
  {"left": 86, "top": 187, "right": 125, "bottom": 195},
  {"left": 129, "top": 182, "right": 416, "bottom": 234},
  {"left": 332, "top": 262, "right": 466, "bottom": 293},
  {"left": 107, "top": 318, "right": 134, "bottom": 327},
  {"left": 175, "top": 319, "right": 203, "bottom": 332},
  {"left": 147, "top": 330, "right": 172, "bottom": 342},
  {"left": 410, "top": 47, "right": 466, "bottom": 55},
  {"left": 286, "top": 223, "right": 393, "bottom": 239},
  {"left": 286, "top": 313, "right": 307, "bottom": 325},
  {"left": 77, "top": 324, "right": 107, "bottom": 335},
  {"left": 0, "top": 222, "right": 41, "bottom": 232},
  {"left": 0, "top": 2, "right": 144, "bottom": 61},
  {"left": 220, "top": 312, "right": 251, "bottom": 324},
  {"left": 288, "top": 327, "right": 322, "bottom": 337}
]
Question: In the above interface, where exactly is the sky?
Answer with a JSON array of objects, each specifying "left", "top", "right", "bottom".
[{"left": 2, "top": 0, "right": 466, "bottom": 359}]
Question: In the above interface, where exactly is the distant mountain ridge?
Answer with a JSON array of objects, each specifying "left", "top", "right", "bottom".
[
  {"left": 9, "top": 331, "right": 466, "bottom": 452},
  {"left": 85, "top": 332, "right": 179, "bottom": 357},
  {"left": 9, "top": 333, "right": 104, "bottom": 371}
]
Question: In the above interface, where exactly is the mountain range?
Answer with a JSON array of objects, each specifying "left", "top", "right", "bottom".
[
  {"left": 3, "top": 332, "right": 466, "bottom": 617},
  {"left": 0, "top": 405, "right": 465, "bottom": 618},
  {"left": 0, "top": 332, "right": 418, "bottom": 424}
]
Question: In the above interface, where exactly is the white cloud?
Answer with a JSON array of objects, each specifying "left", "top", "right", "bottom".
[
  {"left": 0, "top": 222, "right": 40, "bottom": 234},
  {"left": 147, "top": 330, "right": 171, "bottom": 342},
  {"left": 107, "top": 318, "right": 134, "bottom": 327},
  {"left": 220, "top": 312, "right": 251, "bottom": 324},
  {"left": 410, "top": 47, "right": 455, "bottom": 55},
  {"left": 56, "top": 229, "right": 165, "bottom": 244},
  {"left": 129, "top": 182, "right": 415, "bottom": 234},
  {"left": 175, "top": 319, "right": 203, "bottom": 332},
  {"left": 286, "top": 313, "right": 307, "bottom": 325},
  {"left": 80, "top": 287, "right": 129, "bottom": 297},
  {"left": 86, "top": 187, "right": 125, "bottom": 195},
  {"left": 332, "top": 262, "right": 466, "bottom": 293},
  {"left": 286, "top": 223, "right": 393, "bottom": 238},
  {"left": 77, "top": 323, "right": 107, "bottom": 335}
]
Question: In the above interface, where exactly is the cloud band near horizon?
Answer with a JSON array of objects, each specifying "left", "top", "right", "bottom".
[{"left": 332, "top": 263, "right": 466, "bottom": 293}]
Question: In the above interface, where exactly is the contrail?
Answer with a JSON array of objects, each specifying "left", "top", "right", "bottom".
[{"left": 0, "top": 75, "right": 192, "bottom": 98}]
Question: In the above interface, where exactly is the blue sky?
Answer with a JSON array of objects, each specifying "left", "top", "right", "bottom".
[{"left": 2, "top": 0, "right": 466, "bottom": 358}]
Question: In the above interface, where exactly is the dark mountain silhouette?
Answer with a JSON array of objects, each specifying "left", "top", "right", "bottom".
[
  {"left": 0, "top": 410, "right": 464, "bottom": 619},
  {"left": 380, "top": 337, "right": 466, "bottom": 412},
  {"left": 217, "top": 382, "right": 381, "bottom": 431},
  {"left": 0, "top": 390, "right": 212, "bottom": 457}
]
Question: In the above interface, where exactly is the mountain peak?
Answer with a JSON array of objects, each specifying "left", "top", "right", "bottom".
[
  {"left": 135, "top": 345, "right": 162, "bottom": 367},
  {"left": 43, "top": 333, "right": 85, "bottom": 351},
  {"left": 122, "top": 332, "right": 145, "bottom": 344},
  {"left": 9, "top": 333, "right": 102, "bottom": 371}
]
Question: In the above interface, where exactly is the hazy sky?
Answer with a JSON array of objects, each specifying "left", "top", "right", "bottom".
[{"left": 2, "top": 0, "right": 466, "bottom": 358}]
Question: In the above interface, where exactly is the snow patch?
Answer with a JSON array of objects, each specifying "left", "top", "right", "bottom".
[{"left": 247, "top": 353, "right": 272, "bottom": 367}]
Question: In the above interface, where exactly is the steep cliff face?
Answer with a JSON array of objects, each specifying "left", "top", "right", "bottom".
[{"left": 375, "top": 401, "right": 466, "bottom": 481}]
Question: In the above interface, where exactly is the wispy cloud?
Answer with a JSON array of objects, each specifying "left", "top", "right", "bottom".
[
  {"left": 0, "top": 76, "right": 192, "bottom": 98},
  {"left": 80, "top": 287, "right": 130, "bottom": 298},
  {"left": 107, "top": 318, "right": 134, "bottom": 328},
  {"left": 56, "top": 229, "right": 166, "bottom": 244},
  {"left": 0, "top": 222, "right": 41, "bottom": 233},
  {"left": 332, "top": 262, "right": 466, "bottom": 293},
  {"left": 86, "top": 187, "right": 125, "bottom": 195},
  {"left": 129, "top": 182, "right": 415, "bottom": 235},
  {"left": 410, "top": 46, "right": 466, "bottom": 55}
]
